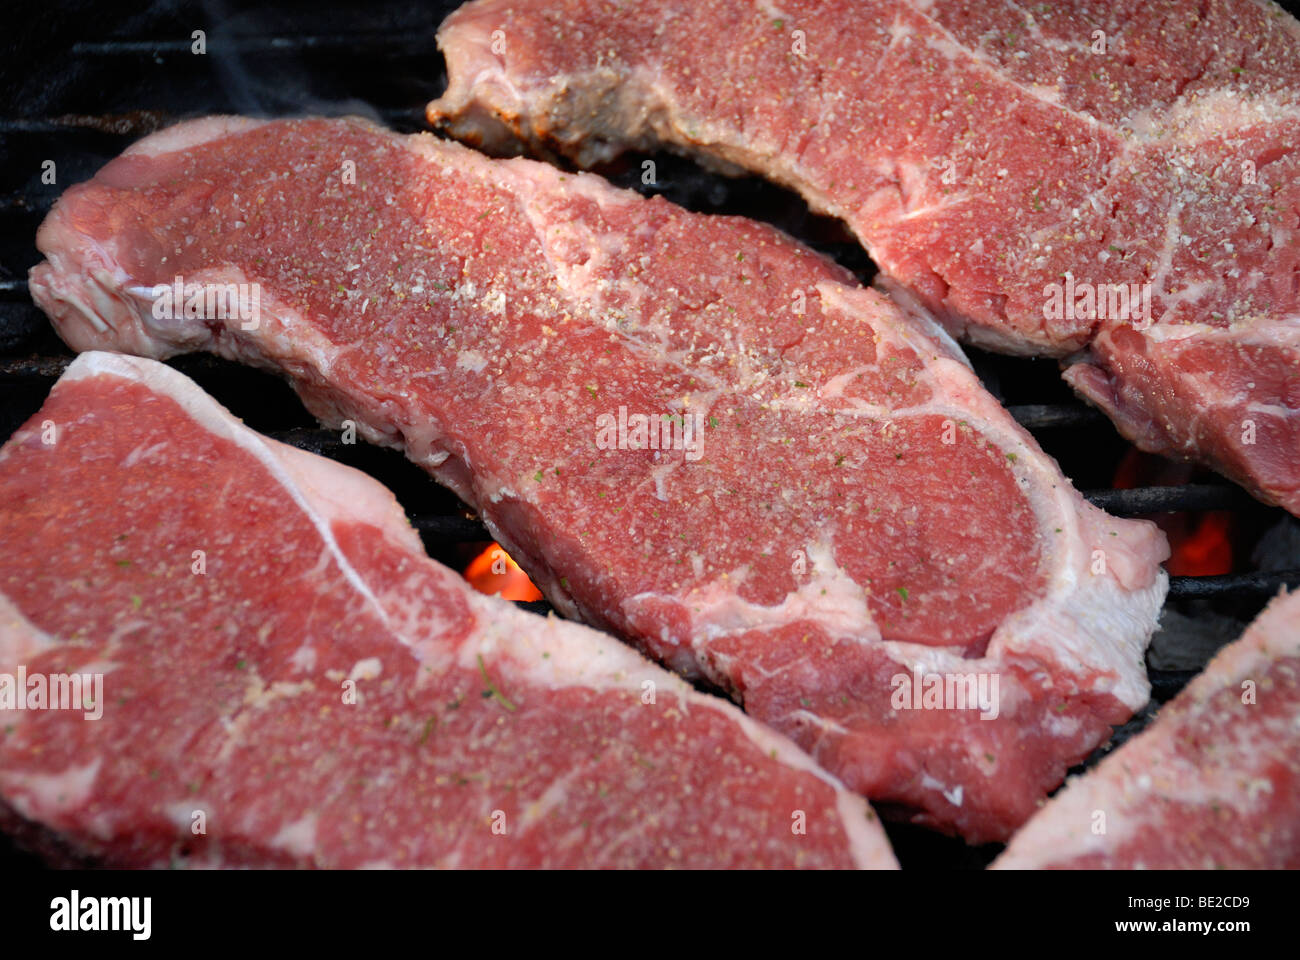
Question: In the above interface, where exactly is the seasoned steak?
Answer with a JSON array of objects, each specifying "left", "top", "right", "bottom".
[
  {"left": 29, "top": 116, "right": 1168, "bottom": 841},
  {"left": 0, "top": 351, "right": 894, "bottom": 868}
]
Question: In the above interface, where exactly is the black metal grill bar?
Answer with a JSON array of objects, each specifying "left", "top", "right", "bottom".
[
  {"left": 0, "top": 106, "right": 421, "bottom": 139},
  {"left": 0, "top": 356, "right": 69, "bottom": 378},
  {"left": 1147, "top": 668, "right": 1199, "bottom": 701},
  {"left": 1081, "top": 483, "right": 1254, "bottom": 514},
  {"left": 410, "top": 514, "right": 491, "bottom": 541},
  {"left": 0, "top": 281, "right": 34, "bottom": 299},
  {"left": 68, "top": 34, "right": 437, "bottom": 56},
  {"left": 0, "top": 118, "right": 163, "bottom": 134},
  {"left": 0, "top": 196, "right": 53, "bottom": 215},
  {"left": 1005, "top": 403, "right": 1106, "bottom": 430},
  {"left": 1169, "top": 570, "right": 1300, "bottom": 599}
]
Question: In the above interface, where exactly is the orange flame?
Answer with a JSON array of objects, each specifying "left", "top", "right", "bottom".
[{"left": 464, "top": 544, "right": 543, "bottom": 602}]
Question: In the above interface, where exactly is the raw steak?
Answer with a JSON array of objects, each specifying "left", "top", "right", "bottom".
[
  {"left": 429, "top": 0, "right": 1300, "bottom": 516},
  {"left": 0, "top": 351, "right": 894, "bottom": 869},
  {"left": 28, "top": 116, "right": 1169, "bottom": 843},
  {"left": 994, "top": 589, "right": 1300, "bottom": 869}
]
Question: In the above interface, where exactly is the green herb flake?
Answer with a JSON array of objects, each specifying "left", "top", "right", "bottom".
[{"left": 477, "top": 655, "right": 518, "bottom": 712}]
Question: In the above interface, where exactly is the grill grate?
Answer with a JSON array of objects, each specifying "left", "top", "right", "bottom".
[{"left": 2, "top": 0, "right": 1298, "bottom": 869}]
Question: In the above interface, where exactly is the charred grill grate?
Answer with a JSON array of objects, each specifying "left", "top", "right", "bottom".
[{"left": 1, "top": 0, "right": 1298, "bottom": 869}]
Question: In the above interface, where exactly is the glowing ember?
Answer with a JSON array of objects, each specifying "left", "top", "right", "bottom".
[
  {"left": 464, "top": 544, "right": 543, "bottom": 602},
  {"left": 1112, "top": 449, "right": 1233, "bottom": 577},
  {"left": 1166, "top": 512, "right": 1234, "bottom": 578}
]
